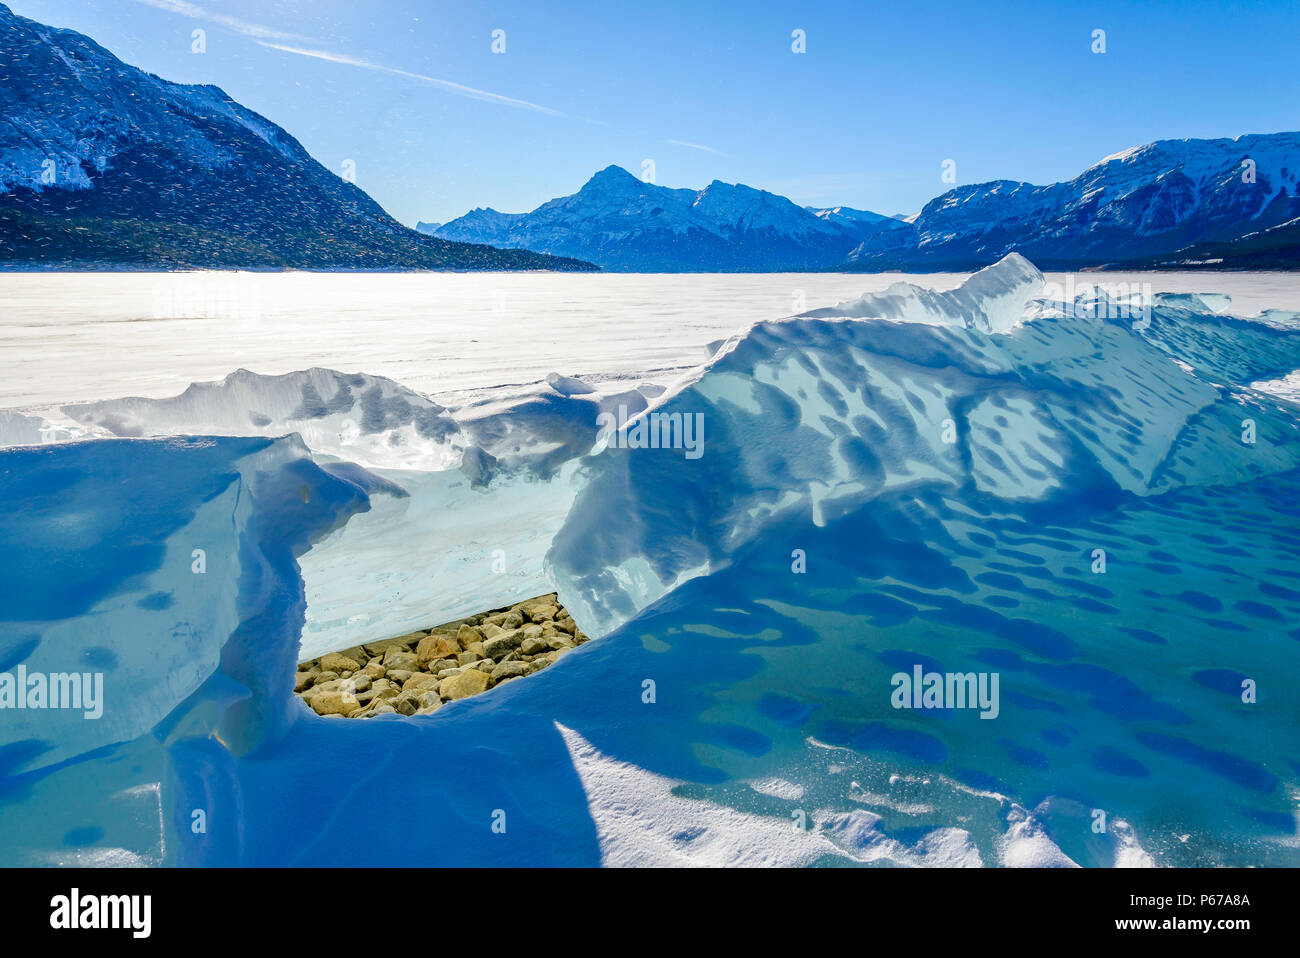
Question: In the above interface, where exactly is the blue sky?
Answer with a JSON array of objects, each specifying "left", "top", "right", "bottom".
[{"left": 11, "top": 0, "right": 1300, "bottom": 225}]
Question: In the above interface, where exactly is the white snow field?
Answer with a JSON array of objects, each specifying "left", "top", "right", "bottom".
[
  {"left": 1, "top": 260, "right": 1299, "bottom": 867},
  {"left": 4, "top": 269, "right": 1300, "bottom": 412}
]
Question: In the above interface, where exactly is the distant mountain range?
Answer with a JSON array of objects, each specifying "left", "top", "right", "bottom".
[
  {"left": 433, "top": 165, "right": 908, "bottom": 271},
  {"left": 432, "top": 133, "right": 1300, "bottom": 272},
  {"left": 0, "top": 3, "right": 593, "bottom": 271}
]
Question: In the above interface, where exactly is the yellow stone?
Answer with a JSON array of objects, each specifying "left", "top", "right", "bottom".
[{"left": 439, "top": 669, "right": 490, "bottom": 701}]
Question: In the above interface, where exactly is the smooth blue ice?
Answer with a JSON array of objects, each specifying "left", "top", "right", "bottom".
[{"left": 2, "top": 256, "right": 1298, "bottom": 866}]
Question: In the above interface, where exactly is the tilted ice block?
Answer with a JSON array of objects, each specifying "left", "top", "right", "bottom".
[
  {"left": 56, "top": 366, "right": 658, "bottom": 483},
  {"left": 0, "top": 434, "right": 371, "bottom": 773},
  {"left": 1137, "top": 306, "right": 1300, "bottom": 384},
  {"left": 1153, "top": 291, "right": 1234, "bottom": 315},
  {"left": 0, "top": 410, "right": 65, "bottom": 446},
  {"left": 800, "top": 252, "right": 1043, "bottom": 333},
  {"left": 61, "top": 368, "right": 463, "bottom": 471},
  {"left": 454, "top": 379, "right": 649, "bottom": 478},
  {"left": 548, "top": 255, "right": 1300, "bottom": 637}
]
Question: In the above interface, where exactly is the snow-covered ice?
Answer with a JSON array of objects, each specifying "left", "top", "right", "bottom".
[{"left": 5, "top": 270, "right": 1300, "bottom": 412}]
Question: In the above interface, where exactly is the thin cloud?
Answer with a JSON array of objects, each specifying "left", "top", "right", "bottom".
[
  {"left": 668, "top": 139, "right": 730, "bottom": 157},
  {"left": 258, "top": 41, "right": 578, "bottom": 119},
  {"left": 132, "top": 0, "right": 305, "bottom": 42}
]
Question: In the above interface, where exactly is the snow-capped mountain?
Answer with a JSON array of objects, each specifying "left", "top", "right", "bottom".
[
  {"left": 847, "top": 133, "right": 1300, "bottom": 270},
  {"left": 806, "top": 204, "right": 899, "bottom": 232},
  {"left": 433, "top": 165, "right": 906, "bottom": 271},
  {"left": 435, "top": 135, "right": 1299, "bottom": 272},
  {"left": 0, "top": 3, "right": 592, "bottom": 270}
]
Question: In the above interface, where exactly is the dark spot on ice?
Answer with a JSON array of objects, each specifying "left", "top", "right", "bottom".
[
  {"left": 62, "top": 826, "right": 104, "bottom": 847},
  {"left": 757, "top": 693, "right": 813, "bottom": 727},
  {"left": 671, "top": 826, "right": 708, "bottom": 846},
  {"left": 1261, "top": 581, "right": 1300, "bottom": 602},
  {"left": 1192, "top": 669, "right": 1249, "bottom": 696},
  {"left": 1118, "top": 626, "right": 1165, "bottom": 645},
  {"left": 1091, "top": 747, "right": 1149, "bottom": 778},
  {"left": 136, "top": 591, "right": 173, "bottom": 611},
  {"left": 1175, "top": 590, "right": 1222, "bottom": 612},
  {"left": 1238, "top": 807, "right": 1296, "bottom": 833},
  {"left": 82, "top": 646, "right": 118, "bottom": 669},
  {"left": 1137, "top": 732, "right": 1277, "bottom": 793},
  {"left": 1234, "top": 599, "right": 1282, "bottom": 620},
  {"left": 1039, "top": 728, "right": 1071, "bottom": 747},
  {"left": 1000, "top": 740, "right": 1049, "bottom": 770},
  {"left": 91, "top": 413, "right": 142, "bottom": 437},
  {"left": 876, "top": 649, "right": 944, "bottom": 675},
  {"left": 1072, "top": 596, "right": 1118, "bottom": 614},
  {"left": 0, "top": 634, "right": 40, "bottom": 671},
  {"left": 705, "top": 723, "right": 771, "bottom": 757}
]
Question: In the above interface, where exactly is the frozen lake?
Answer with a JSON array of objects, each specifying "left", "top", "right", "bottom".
[
  {"left": 4, "top": 269, "right": 1300, "bottom": 411},
  {"left": 6, "top": 254, "right": 1300, "bottom": 868}
]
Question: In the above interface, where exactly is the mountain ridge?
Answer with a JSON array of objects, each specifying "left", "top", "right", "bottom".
[
  {"left": 846, "top": 132, "right": 1300, "bottom": 271},
  {"left": 433, "top": 133, "right": 1300, "bottom": 272},
  {"left": 0, "top": 3, "right": 596, "bottom": 271},
  {"left": 433, "top": 164, "right": 906, "bottom": 271}
]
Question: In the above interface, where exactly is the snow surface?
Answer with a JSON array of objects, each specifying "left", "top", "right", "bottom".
[
  {"left": 2, "top": 256, "right": 1299, "bottom": 867},
  {"left": 5, "top": 271, "right": 1300, "bottom": 413}
]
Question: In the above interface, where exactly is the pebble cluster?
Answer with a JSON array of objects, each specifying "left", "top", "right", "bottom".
[{"left": 294, "top": 593, "right": 588, "bottom": 718}]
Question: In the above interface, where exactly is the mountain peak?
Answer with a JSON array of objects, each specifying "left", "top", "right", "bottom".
[
  {"left": 436, "top": 165, "right": 901, "bottom": 270},
  {"left": 582, "top": 165, "right": 643, "bottom": 191},
  {"left": 700, "top": 178, "right": 759, "bottom": 195}
]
